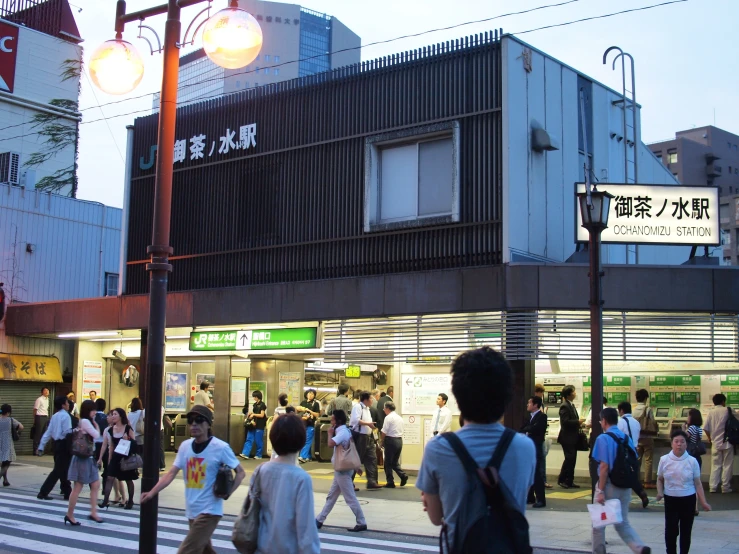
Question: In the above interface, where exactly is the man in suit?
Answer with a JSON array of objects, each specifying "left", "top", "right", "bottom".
[
  {"left": 557, "top": 385, "right": 584, "bottom": 488},
  {"left": 521, "top": 395, "right": 547, "bottom": 507}
]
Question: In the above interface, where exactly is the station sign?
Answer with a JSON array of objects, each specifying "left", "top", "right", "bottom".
[
  {"left": 344, "top": 365, "right": 361, "bottom": 379},
  {"left": 576, "top": 183, "right": 720, "bottom": 246},
  {"left": 189, "top": 327, "right": 317, "bottom": 351}
]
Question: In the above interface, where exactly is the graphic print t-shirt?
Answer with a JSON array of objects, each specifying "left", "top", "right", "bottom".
[{"left": 173, "top": 437, "right": 240, "bottom": 519}]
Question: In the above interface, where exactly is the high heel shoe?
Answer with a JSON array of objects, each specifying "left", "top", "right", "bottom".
[
  {"left": 124, "top": 500, "right": 134, "bottom": 510},
  {"left": 64, "top": 516, "right": 81, "bottom": 526},
  {"left": 98, "top": 501, "right": 109, "bottom": 509},
  {"left": 88, "top": 515, "right": 104, "bottom": 523}
]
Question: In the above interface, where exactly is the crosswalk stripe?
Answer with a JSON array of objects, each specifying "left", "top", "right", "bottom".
[
  {"left": 317, "top": 532, "right": 437, "bottom": 551},
  {"left": 0, "top": 532, "right": 108, "bottom": 554}
]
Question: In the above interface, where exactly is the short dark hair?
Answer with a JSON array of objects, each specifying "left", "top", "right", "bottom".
[
  {"left": 670, "top": 429, "right": 688, "bottom": 442},
  {"left": 0, "top": 404, "right": 11, "bottom": 415},
  {"left": 95, "top": 398, "right": 107, "bottom": 412},
  {"left": 635, "top": 389, "right": 649, "bottom": 403},
  {"left": 380, "top": 392, "right": 386, "bottom": 398},
  {"left": 617, "top": 402, "right": 632, "bottom": 414},
  {"left": 285, "top": 405, "right": 296, "bottom": 414},
  {"left": 529, "top": 396, "right": 542, "bottom": 409},
  {"left": 304, "top": 389, "right": 316, "bottom": 399},
  {"left": 269, "top": 414, "right": 306, "bottom": 455},
  {"left": 438, "top": 393, "right": 449, "bottom": 404},
  {"left": 600, "top": 407, "right": 619, "bottom": 426},
  {"left": 687, "top": 408, "right": 703, "bottom": 427},
  {"left": 359, "top": 392, "right": 371, "bottom": 403},
  {"left": 332, "top": 409, "right": 347, "bottom": 426},
  {"left": 80, "top": 399, "right": 96, "bottom": 421},
  {"left": 561, "top": 385, "right": 576, "bottom": 400},
  {"left": 252, "top": 390, "right": 263, "bottom": 401},
  {"left": 337, "top": 384, "right": 349, "bottom": 396},
  {"left": 278, "top": 393, "right": 288, "bottom": 407},
  {"left": 713, "top": 393, "right": 727, "bottom": 406},
  {"left": 41, "top": 387, "right": 49, "bottom": 394},
  {"left": 384, "top": 401, "right": 396, "bottom": 411},
  {"left": 130, "top": 397, "right": 143, "bottom": 412},
  {"left": 451, "top": 347, "right": 512, "bottom": 423},
  {"left": 353, "top": 390, "right": 362, "bottom": 400},
  {"left": 53, "top": 396, "right": 68, "bottom": 411},
  {"left": 200, "top": 381, "right": 210, "bottom": 390}
]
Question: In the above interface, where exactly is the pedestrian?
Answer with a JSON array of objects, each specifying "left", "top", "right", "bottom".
[
  {"left": 634, "top": 389, "right": 658, "bottom": 489},
  {"left": 592, "top": 407, "right": 651, "bottom": 554},
  {"left": 194, "top": 380, "right": 214, "bottom": 410},
  {"left": 376, "top": 386, "right": 393, "bottom": 431},
  {"left": 240, "top": 390, "right": 266, "bottom": 459},
  {"left": 703, "top": 393, "right": 734, "bottom": 493},
  {"left": 97, "top": 409, "right": 127, "bottom": 506},
  {"left": 98, "top": 408, "right": 138, "bottom": 510},
  {"left": 127, "top": 397, "right": 144, "bottom": 447},
  {"left": 65, "top": 399, "right": 103, "bottom": 526},
  {"left": 326, "top": 383, "right": 352, "bottom": 415},
  {"left": 67, "top": 392, "right": 79, "bottom": 418},
  {"left": 297, "top": 388, "right": 320, "bottom": 463},
  {"left": 0, "top": 404, "right": 23, "bottom": 486},
  {"left": 431, "top": 393, "right": 452, "bottom": 436},
  {"left": 534, "top": 384, "right": 553, "bottom": 488},
  {"left": 618, "top": 401, "right": 650, "bottom": 508},
  {"left": 93, "top": 398, "right": 108, "bottom": 468},
  {"left": 32, "top": 387, "right": 50, "bottom": 453},
  {"left": 141, "top": 405, "right": 245, "bottom": 553},
  {"left": 416, "top": 347, "right": 535, "bottom": 551},
  {"left": 557, "top": 385, "right": 584, "bottom": 489},
  {"left": 521, "top": 395, "right": 547, "bottom": 508},
  {"left": 316, "top": 409, "right": 368, "bottom": 532},
  {"left": 252, "top": 414, "right": 320, "bottom": 553},
  {"left": 89, "top": 390, "right": 98, "bottom": 402},
  {"left": 656, "top": 429, "right": 711, "bottom": 554},
  {"left": 37, "top": 395, "right": 73, "bottom": 500},
  {"left": 380, "top": 401, "right": 408, "bottom": 488},
  {"left": 350, "top": 391, "right": 381, "bottom": 490},
  {"left": 274, "top": 393, "right": 289, "bottom": 418}
]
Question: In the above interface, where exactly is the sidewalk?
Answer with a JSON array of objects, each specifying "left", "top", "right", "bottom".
[{"left": 7, "top": 457, "right": 739, "bottom": 554}]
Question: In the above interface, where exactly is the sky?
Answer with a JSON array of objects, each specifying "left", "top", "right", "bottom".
[{"left": 71, "top": 0, "right": 739, "bottom": 208}]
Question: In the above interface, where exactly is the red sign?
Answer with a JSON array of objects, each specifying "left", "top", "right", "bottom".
[{"left": 0, "top": 22, "right": 19, "bottom": 94}]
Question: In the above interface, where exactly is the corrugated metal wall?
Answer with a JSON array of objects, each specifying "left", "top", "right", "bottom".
[
  {"left": 126, "top": 32, "right": 503, "bottom": 294},
  {"left": 0, "top": 184, "right": 122, "bottom": 302}
]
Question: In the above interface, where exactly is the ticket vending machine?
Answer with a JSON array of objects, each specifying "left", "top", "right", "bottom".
[{"left": 653, "top": 407, "right": 674, "bottom": 439}]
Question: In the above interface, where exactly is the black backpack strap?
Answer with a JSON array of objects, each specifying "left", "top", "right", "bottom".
[
  {"left": 440, "top": 432, "right": 480, "bottom": 478},
  {"left": 488, "top": 427, "right": 515, "bottom": 469}
]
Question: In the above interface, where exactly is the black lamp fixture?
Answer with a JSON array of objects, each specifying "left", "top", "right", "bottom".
[{"left": 577, "top": 188, "right": 614, "bottom": 231}]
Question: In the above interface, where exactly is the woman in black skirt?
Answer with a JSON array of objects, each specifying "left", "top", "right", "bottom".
[{"left": 98, "top": 408, "right": 138, "bottom": 510}]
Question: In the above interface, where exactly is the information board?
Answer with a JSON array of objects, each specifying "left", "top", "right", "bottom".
[
  {"left": 231, "top": 377, "right": 247, "bottom": 407},
  {"left": 402, "top": 415, "right": 421, "bottom": 445},
  {"left": 401, "top": 373, "right": 458, "bottom": 416},
  {"left": 279, "top": 372, "right": 301, "bottom": 406},
  {"left": 82, "top": 360, "right": 103, "bottom": 399},
  {"left": 190, "top": 327, "right": 317, "bottom": 351}
]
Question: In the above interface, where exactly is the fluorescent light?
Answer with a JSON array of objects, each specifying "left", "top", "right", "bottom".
[
  {"left": 166, "top": 335, "right": 191, "bottom": 339},
  {"left": 89, "top": 337, "right": 140, "bottom": 342},
  {"left": 195, "top": 325, "right": 287, "bottom": 332},
  {"left": 181, "top": 359, "right": 215, "bottom": 363},
  {"left": 304, "top": 367, "right": 336, "bottom": 372},
  {"left": 58, "top": 332, "right": 119, "bottom": 338},
  {"left": 303, "top": 387, "right": 338, "bottom": 392}
]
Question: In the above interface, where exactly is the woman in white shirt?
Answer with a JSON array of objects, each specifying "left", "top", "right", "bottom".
[
  {"left": 65, "top": 400, "right": 102, "bottom": 525},
  {"left": 127, "top": 397, "right": 144, "bottom": 446},
  {"left": 251, "top": 414, "right": 320, "bottom": 554},
  {"left": 316, "top": 409, "right": 367, "bottom": 532},
  {"left": 656, "top": 429, "right": 711, "bottom": 554}
]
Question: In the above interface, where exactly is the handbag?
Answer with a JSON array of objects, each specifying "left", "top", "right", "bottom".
[
  {"left": 576, "top": 430, "right": 590, "bottom": 452},
  {"left": 120, "top": 453, "right": 143, "bottom": 471},
  {"left": 213, "top": 464, "right": 235, "bottom": 498},
  {"left": 232, "top": 467, "right": 262, "bottom": 554},
  {"left": 333, "top": 436, "right": 362, "bottom": 472},
  {"left": 687, "top": 440, "right": 707, "bottom": 457},
  {"left": 587, "top": 499, "right": 623, "bottom": 529},
  {"left": 10, "top": 418, "right": 20, "bottom": 442},
  {"left": 70, "top": 428, "right": 94, "bottom": 457}
]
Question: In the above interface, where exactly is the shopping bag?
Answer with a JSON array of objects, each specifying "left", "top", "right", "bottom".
[
  {"left": 587, "top": 499, "right": 623, "bottom": 529},
  {"left": 114, "top": 439, "right": 132, "bottom": 456}
]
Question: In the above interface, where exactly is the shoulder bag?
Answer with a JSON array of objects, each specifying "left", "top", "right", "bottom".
[
  {"left": 70, "top": 427, "right": 94, "bottom": 457},
  {"left": 333, "top": 436, "right": 361, "bottom": 472},
  {"left": 232, "top": 467, "right": 262, "bottom": 554},
  {"left": 119, "top": 426, "right": 143, "bottom": 470},
  {"left": 214, "top": 464, "right": 235, "bottom": 498},
  {"left": 10, "top": 418, "right": 20, "bottom": 442}
]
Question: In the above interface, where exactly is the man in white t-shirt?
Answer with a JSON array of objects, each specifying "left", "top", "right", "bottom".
[
  {"left": 141, "top": 405, "right": 245, "bottom": 552},
  {"left": 617, "top": 401, "right": 650, "bottom": 508},
  {"left": 33, "top": 387, "right": 50, "bottom": 452},
  {"left": 194, "top": 381, "right": 214, "bottom": 411}
]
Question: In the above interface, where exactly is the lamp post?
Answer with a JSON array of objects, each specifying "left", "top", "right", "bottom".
[
  {"left": 89, "top": 2, "right": 261, "bottom": 552},
  {"left": 577, "top": 187, "right": 614, "bottom": 440}
]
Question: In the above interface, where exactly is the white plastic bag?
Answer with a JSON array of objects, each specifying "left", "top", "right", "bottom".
[
  {"left": 114, "top": 438, "right": 131, "bottom": 456},
  {"left": 587, "top": 499, "right": 623, "bottom": 529}
]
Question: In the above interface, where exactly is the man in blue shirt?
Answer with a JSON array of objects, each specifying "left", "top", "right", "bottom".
[{"left": 592, "top": 407, "right": 651, "bottom": 554}]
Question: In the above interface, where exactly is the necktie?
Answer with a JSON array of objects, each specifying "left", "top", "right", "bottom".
[{"left": 434, "top": 408, "right": 441, "bottom": 432}]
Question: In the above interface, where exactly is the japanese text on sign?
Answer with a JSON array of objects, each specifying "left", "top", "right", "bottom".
[{"left": 576, "top": 184, "right": 719, "bottom": 245}]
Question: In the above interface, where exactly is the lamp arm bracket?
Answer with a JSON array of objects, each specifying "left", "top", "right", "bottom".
[
  {"left": 138, "top": 21, "right": 163, "bottom": 55},
  {"left": 178, "top": 1, "right": 213, "bottom": 48}
]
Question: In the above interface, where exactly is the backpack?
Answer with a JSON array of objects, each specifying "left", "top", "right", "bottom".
[
  {"left": 605, "top": 432, "right": 639, "bottom": 489},
  {"left": 635, "top": 408, "right": 658, "bottom": 438},
  {"left": 725, "top": 407, "right": 739, "bottom": 446},
  {"left": 441, "top": 428, "right": 532, "bottom": 554},
  {"left": 135, "top": 411, "right": 145, "bottom": 436}
]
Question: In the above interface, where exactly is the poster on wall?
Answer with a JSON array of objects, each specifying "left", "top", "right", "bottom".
[
  {"left": 279, "top": 372, "right": 301, "bottom": 406},
  {"left": 231, "top": 377, "right": 247, "bottom": 407},
  {"left": 165, "top": 372, "right": 187, "bottom": 411},
  {"left": 402, "top": 415, "right": 421, "bottom": 445},
  {"left": 401, "top": 374, "right": 458, "bottom": 416},
  {"left": 82, "top": 361, "right": 103, "bottom": 399}
]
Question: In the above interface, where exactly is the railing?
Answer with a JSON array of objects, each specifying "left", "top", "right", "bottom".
[{"left": 0, "top": 0, "right": 64, "bottom": 40}]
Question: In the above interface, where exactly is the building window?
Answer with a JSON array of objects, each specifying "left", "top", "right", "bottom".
[
  {"left": 274, "top": 55, "right": 280, "bottom": 63},
  {"left": 364, "top": 122, "right": 460, "bottom": 232},
  {"left": 274, "top": 68, "right": 280, "bottom": 76},
  {"left": 668, "top": 151, "right": 678, "bottom": 164},
  {"left": 264, "top": 54, "right": 270, "bottom": 62},
  {"left": 255, "top": 67, "right": 260, "bottom": 74},
  {"left": 105, "top": 273, "right": 119, "bottom": 297},
  {"left": 236, "top": 80, "right": 240, "bottom": 87},
  {"left": 264, "top": 68, "right": 270, "bottom": 75}
]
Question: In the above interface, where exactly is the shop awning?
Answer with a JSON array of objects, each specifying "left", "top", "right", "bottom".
[{"left": 0, "top": 353, "right": 63, "bottom": 382}]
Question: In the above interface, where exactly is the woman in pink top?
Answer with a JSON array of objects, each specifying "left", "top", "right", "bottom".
[{"left": 65, "top": 399, "right": 102, "bottom": 525}]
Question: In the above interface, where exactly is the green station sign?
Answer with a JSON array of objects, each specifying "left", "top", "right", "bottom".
[
  {"left": 721, "top": 375, "right": 739, "bottom": 387},
  {"left": 605, "top": 376, "right": 631, "bottom": 387},
  {"left": 190, "top": 328, "right": 317, "bottom": 351},
  {"left": 650, "top": 376, "right": 675, "bottom": 387},
  {"left": 344, "top": 365, "right": 361, "bottom": 379},
  {"left": 675, "top": 375, "right": 701, "bottom": 388}
]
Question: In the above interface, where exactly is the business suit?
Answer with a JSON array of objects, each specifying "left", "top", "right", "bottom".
[
  {"left": 522, "top": 410, "right": 548, "bottom": 505},
  {"left": 557, "top": 399, "right": 581, "bottom": 487}
]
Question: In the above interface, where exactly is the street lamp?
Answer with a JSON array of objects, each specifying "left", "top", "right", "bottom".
[
  {"left": 577, "top": 186, "right": 614, "bottom": 441},
  {"left": 89, "top": 1, "right": 261, "bottom": 552}
]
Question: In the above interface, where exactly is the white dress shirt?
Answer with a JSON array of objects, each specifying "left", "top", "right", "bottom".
[
  {"left": 38, "top": 409, "right": 72, "bottom": 451},
  {"left": 618, "top": 414, "right": 641, "bottom": 444},
  {"left": 381, "top": 411, "right": 404, "bottom": 438},
  {"left": 349, "top": 403, "right": 372, "bottom": 435},
  {"left": 34, "top": 396, "right": 49, "bottom": 417},
  {"left": 433, "top": 405, "right": 452, "bottom": 434}
]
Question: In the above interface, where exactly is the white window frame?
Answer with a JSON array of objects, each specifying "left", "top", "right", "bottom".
[
  {"left": 105, "top": 273, "right": 119, "bottom": 297},
  {"left": 364, "top": 121, "right": 460, "bottom": 232}
]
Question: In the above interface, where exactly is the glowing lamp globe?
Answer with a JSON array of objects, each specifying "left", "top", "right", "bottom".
[
  {"left": 202, "top": 7, "right": 263, "bottom": 69},
  {"left": 89, "top": 39, "right": 145, "bottom": 95}
]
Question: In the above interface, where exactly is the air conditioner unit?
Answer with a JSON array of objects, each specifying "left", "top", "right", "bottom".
[{"left": 0, "top": 152, "right": 21, "bottom": 186}]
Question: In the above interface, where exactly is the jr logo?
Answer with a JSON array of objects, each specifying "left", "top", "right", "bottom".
[{"left": 140, "top": 145, "right": 158, "bottom": 170}]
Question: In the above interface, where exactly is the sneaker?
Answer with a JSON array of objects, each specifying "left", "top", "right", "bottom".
[
  {"left": 722, "top": 489, "right": 733, "bottom": 494},
  {"left": 238, "top": 454, "right": 247, "bottom": 459}
]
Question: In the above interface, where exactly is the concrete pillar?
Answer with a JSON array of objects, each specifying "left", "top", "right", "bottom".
[
  {"left": 504, "top": 359, "right": 535, "bottom": 430},
  {"left": 212, "top": 357, "right": 231, "bottom": 441}
]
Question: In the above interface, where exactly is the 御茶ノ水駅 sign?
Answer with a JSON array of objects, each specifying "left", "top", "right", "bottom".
[
  {"left": 576, "top": 183, "right": 719, "bottom": 245},
  {"left": 189, "top": 328, "right": 317, "bottom": 351}
]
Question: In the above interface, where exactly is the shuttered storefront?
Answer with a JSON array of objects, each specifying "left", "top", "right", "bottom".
[{"left": 0, "top": 382, "right": 56, "bottom": 455}]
